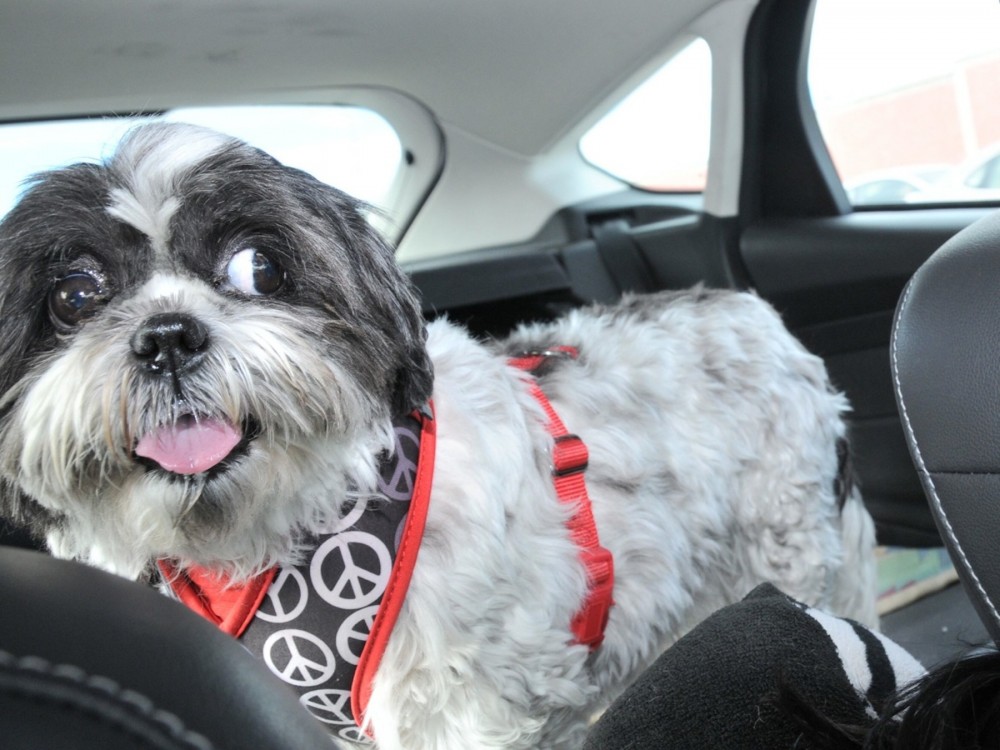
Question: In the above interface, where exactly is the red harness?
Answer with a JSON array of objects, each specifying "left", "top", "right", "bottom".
[
  {"left": 159, "top": 350, "right": 613, "bottom": 736},
  {"left": 508, "top": 347, "right": 615, "bottom": 649}
]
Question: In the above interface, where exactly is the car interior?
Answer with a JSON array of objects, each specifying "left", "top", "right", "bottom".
[{"left": 1, "top": 0, "right": 999, "bottom": 746}]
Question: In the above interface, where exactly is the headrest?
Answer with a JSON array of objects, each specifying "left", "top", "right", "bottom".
[{"left": 891, "top": 209, "right": 1000, "bottom": 644}]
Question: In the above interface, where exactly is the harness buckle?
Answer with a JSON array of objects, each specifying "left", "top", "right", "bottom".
[
  {"left": 552, "top": 434, "right": 589, "bottom": 477},
  {"left": 508, "top": 347, "right": 579, "bottom": 374}
]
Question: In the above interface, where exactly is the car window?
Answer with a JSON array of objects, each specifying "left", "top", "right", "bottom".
[
  {"left": 808, "top": 0, "right": 1000, "bottom": 207},
  {"left": 0, "top": 106, "right": 404, "bottom": 233},
  {"left": 579, "top": 37, "right": 711, "bottom": 193}
]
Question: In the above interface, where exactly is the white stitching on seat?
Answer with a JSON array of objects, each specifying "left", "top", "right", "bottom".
[
  {"left": 891, "top": 277, "right": 1000, "bottom": 628},
  {"left": 0, "top": 649, "right": 215, "bottom": 750}
]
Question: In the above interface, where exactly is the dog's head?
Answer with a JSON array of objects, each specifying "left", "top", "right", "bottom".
[{"left": 0, "top": 122, "right": 433, "bottom": 578}]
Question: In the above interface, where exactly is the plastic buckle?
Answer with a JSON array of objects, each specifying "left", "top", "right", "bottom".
[
  {"left": 509, "top": 347, "right": 579, "bottom": 374},
  {"left": 520, "top": 347, "right": 578, "bottom": 361},
  {"left": 552, "top": 434, "right": 589, "bottom": 477}
]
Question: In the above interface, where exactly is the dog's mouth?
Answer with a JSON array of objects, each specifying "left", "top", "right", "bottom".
[{"left": 133, "top": 414, "right": 259, "bottom": 477}]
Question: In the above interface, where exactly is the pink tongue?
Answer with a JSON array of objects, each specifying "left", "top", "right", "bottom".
[{"left": 135, "top": 417, "right": 242, "bottom": 475}]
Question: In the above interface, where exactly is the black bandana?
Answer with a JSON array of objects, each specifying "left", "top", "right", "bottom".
[{"left": 228, "top": 412, "right": 422, "bottom": 744}]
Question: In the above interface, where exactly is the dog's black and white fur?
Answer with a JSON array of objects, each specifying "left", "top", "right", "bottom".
[{"left": 0, "top": 123, "right": 877, "bottom": 749}]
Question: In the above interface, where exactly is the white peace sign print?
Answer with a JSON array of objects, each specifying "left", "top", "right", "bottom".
[
  {"left": 378, "top": 425, "right": 420, "bottom": 500},
  {"left": 256, "top": 568, "right": 308, "bottom": 623},
  {"left": 300, "top": 688, "right": 354, "bottom": 726},
  {"left": 262, "top": 629, "right": 336, "bottom": 687},
  {"left": 336, "top": 605, "right": 379, "bottom": 665},
  {"left": 338, "top": 726, "right": 374, "bottom": 744},
  {"left": 330, "top": 493, "right": 367, "bottom": 534},
  {"left": 311, "top": 531, "right": 392, "bottom": 609}
]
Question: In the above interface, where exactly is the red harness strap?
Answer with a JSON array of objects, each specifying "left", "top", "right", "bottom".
[{"left": 508, "top": 348, "right": 614, "bottom": 650}]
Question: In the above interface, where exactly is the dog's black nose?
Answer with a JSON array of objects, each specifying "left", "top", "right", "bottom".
[{"left": 131, "top": 312, "right": 209, "bottom": 376}]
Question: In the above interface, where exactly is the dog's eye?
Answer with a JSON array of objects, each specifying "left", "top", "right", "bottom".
[
  {"left": 226, "top": 248, "right": 284, "bottom": 296},
  {"left": 48, "top": 272, "right": 107, "bottom": 330}
]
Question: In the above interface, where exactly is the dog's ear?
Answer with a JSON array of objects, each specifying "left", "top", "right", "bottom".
[
  {"left": 0, "top": 193, "right": 56, "bottom": 402},
  {"left": 281, "top": 166, "right": 435, "bottom": 416},
  {"left": 392, "top": 325, "right": 434, "bottom": 417},
  {"left": 350, "top": 224, "right": 435, "bottom": 417}
]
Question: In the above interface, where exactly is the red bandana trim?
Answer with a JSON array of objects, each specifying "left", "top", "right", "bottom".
[
  {"left": 352, "top": 403, "right": 436, "bottom": 724},
  {"left": 156, "top": 561, "right": 276, "bottom": 638}
]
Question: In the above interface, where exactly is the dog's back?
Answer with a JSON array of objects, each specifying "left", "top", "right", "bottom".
[
  {"left": 363, "top": 287, "right": 876, "bottom": 748},
  {"left": 499, "top": 286, "right": 877, "bottom": 691}
]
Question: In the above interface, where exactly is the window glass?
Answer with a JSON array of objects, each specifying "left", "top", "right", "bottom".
[
  {"left": 809, "top": 0, "right": 1000, "bottom": 206},
  {"left": 0, "top": 106, "right": 403, "bottom": 226},
  {"left": 580, "top": 38, "right": 711, "bottom": 192}
]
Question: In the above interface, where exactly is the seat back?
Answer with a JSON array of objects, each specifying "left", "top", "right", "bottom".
[
  {"left": 0, "top": 546, "right": 332, "bottom": 749},
  {"left": 891, "top": 210, "right": 1000, "bottom": 644}
]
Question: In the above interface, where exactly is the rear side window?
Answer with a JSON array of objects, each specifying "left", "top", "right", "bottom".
[
  {"left": 0, "top": 106, "right": 403, "bottom": 229},
  {"left": 808, "top": 0, "right": 1000, "bottom": 206},
  {"left": 580, "top": 37, "right": 712, "bottom": 193}
]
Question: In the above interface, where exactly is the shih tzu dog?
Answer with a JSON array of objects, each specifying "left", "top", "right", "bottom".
[{"left": 0, "top": 123, "right": 877, "bottom": 749}]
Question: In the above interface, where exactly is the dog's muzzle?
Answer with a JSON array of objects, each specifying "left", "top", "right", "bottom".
[{"left": 129, "top": 311, "right": 246, "bottom": 476}]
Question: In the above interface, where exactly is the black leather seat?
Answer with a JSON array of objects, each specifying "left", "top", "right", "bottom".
[
  {"left": 891, "top": 209, "right": 1000, "bottom": 644},
  {"left": 0, "top": 546, "right": 332, "bottom": 749}
]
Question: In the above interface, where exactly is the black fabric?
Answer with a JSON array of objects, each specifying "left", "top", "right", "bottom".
[
  {"left": 0, "top": 546, "right": 331, "bottom": 750},
  {"left": 584, "top": 584, "right": 886, "bottom": 750},
  {"left": 891, "top": 208, "right": 1000, "bottom": 644}
]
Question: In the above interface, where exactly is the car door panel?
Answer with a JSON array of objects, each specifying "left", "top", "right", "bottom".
[{"left": 740, "top": 209, "right": 995, "bottom": 545}]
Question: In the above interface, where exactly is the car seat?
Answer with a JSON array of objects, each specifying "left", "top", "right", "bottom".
[
  {"left": 0, "top": 545, "right": 332, "bottom": 749},
  {"left": 891, "top": 208, "right": 1000, "bottom": 644}
]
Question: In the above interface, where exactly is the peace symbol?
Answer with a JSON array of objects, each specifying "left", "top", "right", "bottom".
[
  {"left": 262, "top": 629, "right": 336, "bottom": 687},
  {"left": 336, "top": 605, "right": 379, "bottom": 665},
  {"left": 256, "top": 568, "right": 308, "bottom": 623},
  {"left": 378, "top": 426, "right": 419, "bottom": 500},
  {"left": 300, "top": 688, "right": 354, "bottom": 725},
  {"left": 329, "top": 493, "right": 368, "bottom": 534},
  {"left": 311, "top": 531, "right": 391, "bottom": 609},
  {"left": 338, "top": 725, "right": 374, "bottom": 744}
]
